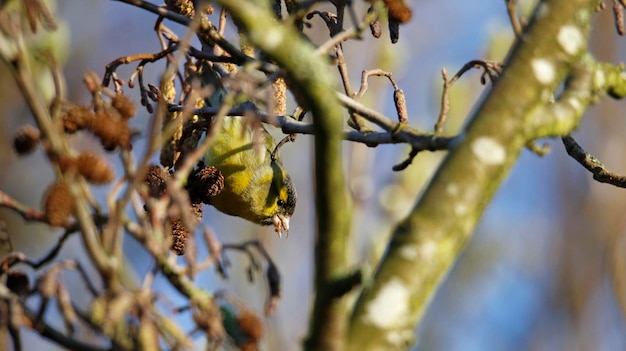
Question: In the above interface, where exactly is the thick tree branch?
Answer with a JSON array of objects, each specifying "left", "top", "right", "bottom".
[
  {"left": 348, "top": 1, "right": 597, "bottom": 349},
  {"left": 211, "top": 0, "right": 351, "bottom": 350}
]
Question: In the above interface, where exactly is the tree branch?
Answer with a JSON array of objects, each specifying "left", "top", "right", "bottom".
[
  {"left": 348, "top": 1, "right": 597, "bottom": 349},
  {"left": 210, "top": 0, "right": 352, "bottom": 350},
  {"left": 562, "top": 135, "right": 626, "bottom": 187},
  {"left": 528, "top": 59, "right": 626, "bottom": 139}
]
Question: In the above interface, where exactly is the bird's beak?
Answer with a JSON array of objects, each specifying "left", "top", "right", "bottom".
[{"left": 272, "top": 214, "right": 290, "bottom": 238}]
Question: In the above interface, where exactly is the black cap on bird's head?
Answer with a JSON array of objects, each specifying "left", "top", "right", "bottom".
[{"left": 265, "top": 163, "right": 297, "bottom": 238}]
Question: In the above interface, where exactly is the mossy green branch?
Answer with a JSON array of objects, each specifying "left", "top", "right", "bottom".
[
  {"left": 348, "top": 1, "right": 597, "bottom": 350},
  {"left": 212, "top": 0, "right": 351, "bottom": 350},
  {"left": 528, "top": 59, "right": 626, "bottom": 138}
]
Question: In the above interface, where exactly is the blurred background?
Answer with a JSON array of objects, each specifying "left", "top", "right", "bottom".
[{"left": 1, "top": 0, "right": 626, "bottom": 350}]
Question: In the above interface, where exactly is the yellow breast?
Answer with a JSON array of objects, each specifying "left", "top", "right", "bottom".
[{"left": 204, "top": 117, "right": 274, "bottom": 223}]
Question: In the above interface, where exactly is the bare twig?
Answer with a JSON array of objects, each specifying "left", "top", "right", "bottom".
[
  {"left": 392, "top": 148, "right": 419, "bottom": 171},
  {"left": 114, "top": 0, "right": 256, "bottom": 67},
  {"left": 448, "top": 60, "right": 504, "bottom": 86},
  {"left": 220, "top": 240, "right": 282, "bottom": 313},
  {"left": 350, "top": 69, "right": 408, "bottom": 126},
  {"left": 271, "top": 134, "right": 297, "bottom": 161},
  {"left": 171, "top": 104, "right": 453, "bottom": 151},
  {"left": 0, "top": 191, "right": 50, "bottom": 224},
  {"left": 353, "top": 69, "right": 399, "bottom": 99},
  {"left": 562, "top": 135, "right": 626, "bottom": 187},
  {"left": 505, "top": 0, "right": 523, "bottom": 36},
  {"left": 613, "top": 0, "right": 625, "bottom": 35},
  {"left": 0, "top": 232, "right": 73, "bottom": 273},
  {"left": 526, "top": 142, "right": 551, "bottom": 156},
  {"left": 22, "top": 306, "right": 108, "bottom": 351},
  {"left": 102, "top": 45, "right": 179, "bottom": 87},
  {"left": 435, "top": 60, "right": 503, "bottom": 132},
  {"left": 435, "top": 68, "right": 450, "bottom": 133}
]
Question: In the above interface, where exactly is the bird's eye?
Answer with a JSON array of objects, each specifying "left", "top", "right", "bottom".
[{"left": 277, "top": 199, "right": 285, "bottom": 207}]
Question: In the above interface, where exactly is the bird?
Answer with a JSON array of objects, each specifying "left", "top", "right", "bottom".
[{"left": 204, "top": 116, "right": 296, "bottom": 237}]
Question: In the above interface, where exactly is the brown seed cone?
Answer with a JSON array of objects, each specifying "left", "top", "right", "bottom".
[
  {"left": 89, "top": 111, "right": 131, "bottom": 150},
  {"left": 57, "top": 156, "right": 78, "bottom": 175},
  {"left": 62, "top": 105, "right": 94, "bottom": 133},
  {"left": 111, "top": 93, "right": 137, "bottom": 120},
  {"left": 145, "top": 165, "right": 169, "bottom": 198},
  {"left": 187, "top": 166, "right": 224, "bottom": 204},
  {"left": 76, "top": 152, "right": 115, "bottom": 184},
  {"left": 44, "top": 181, "right": 75, "bottom": 227},
  {"left": 170, "top": 202, "right": 203, "bottom": 255},
  {"left": 164, "top": 0, "right": 195, "bottom": 17},
  {"left": 170, "top": 217, "right": 188, "bottom": 256},
  {"left": 13, "top": 125, "right": 41, "bottom": 155}
]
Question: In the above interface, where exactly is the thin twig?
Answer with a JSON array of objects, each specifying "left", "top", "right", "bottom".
[
  {"left": 113, "top": 0, "right": 255, "bottom": 67},
  {"left": 102, "top": 45, "right": 179, "bottom": 87},
  {"left": 271, "top": 134, "right": 297, "bottom": 161},
  {"left": 353, "top": 69, "right": 399, "bottom": 99},
  {"left": 613, "top": 0, "right": 625, "bottom": 35},
  {"left": 435, "top": 60, "right": 503, "bottom": 132},
  {"left": 23, "top": 307, "right": 109, "bottom": 351},
  {"left": 0, "top": 191, "right": 50, "bottom": 224},
  {"left": 435, "top": 68, "right": 450, "bottom": 133},
  {"left": 562, "top": 135, "right": 626, "bottom": 187},
  {"left": 171, "top": 104, "right": 453, "bottom": 151},
  {"left": 448, "top": 60, "right": 504, "bottom": 86},
  {"left": 505, "top": 0, "right": 523, "bottom": 36},
  {"left": 392, "top": 148, "right": 419, "bottom": 171},
  {"left": 0, "top": 232, "right": 73, "bottom": 273},
  {"left": 526, "top": 142, "right": 551, "bottom": 156}
]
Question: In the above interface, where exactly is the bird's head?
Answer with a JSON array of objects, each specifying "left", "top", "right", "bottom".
[{"left": 260, "top": 163, "right": 296, "bottom": 237}]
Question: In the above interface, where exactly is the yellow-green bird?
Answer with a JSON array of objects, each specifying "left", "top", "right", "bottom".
[{"left": 204, "top": 117, "right": 296, "bottom": 237}]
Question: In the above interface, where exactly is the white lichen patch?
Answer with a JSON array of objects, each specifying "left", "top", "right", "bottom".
[
  {"left": 594, "top": 69, "right": 606, "bottom": 88},
  {"left": 531, "top": 59, "right": 555, "bottom": 85},
  {"left": 263, "top": 28, "right": 284, "bottom": 50},
  {"left": 386, "top": 329, "right": 414, "bottom": 346},
  {"left": 557, "top": 26, "right": 583, "bottom": 55},
  {"left": 399, "top": 245, "right": 420, "bottom": 261},
  {"left": 364, "top": 278, "right": 410, "bottom": 329},
  {"left": 568, "top": 97, "right": 581, "bottom": 112},
  {"left": 575, "top": 9, "right": 590, "bottom": 24},
  {"left": 552, "top": 103, "right": 569, "bottom": 121},
  {"left": 419, "top": 240, "right": 437, "bottom": 260},
  {"left": 455, "top": 203, "right": 468, "bottom": 216},
  {"left": 446, "top": 183, "right": 459, "bottom": 197},
  {"left": 471, "top": 137, "right": 506, "bottom": 165}
]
